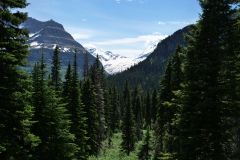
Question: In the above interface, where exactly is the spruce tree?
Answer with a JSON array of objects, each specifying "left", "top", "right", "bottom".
[
  {"left": 151, "top": 90, "right": 158, "bottom": 123},
  {"left": 81, "top": 78, "right": 99, "bottom": 155},
  {"left": 145, "top": 92, "right": 152, "bottom": 128},
  {"left": 32, "top": 55, "right": 78, "bottom": 160},
  {"left": 67, "top": 52, "right": 88, "bottom": 159},
  {"left": 138, "top": 129, "right": 151, "bottom": 160},
  {"left": 0, "top": 1, "right": 39, "bottom": 159},
  {"left": 51, "top": 45, "right": 61, "bottom": 90},
  {"left": 154, "top": 61, "right": 172, "bottom": 159},
  {"left": 178, "top": 1, "right": 237, "bottom": 159},
  {"left": 121, "top": 81, "right": 135, "bottom": 155},
  {"left": 90, "top": 55, "right": 106, "bottom": 142}
]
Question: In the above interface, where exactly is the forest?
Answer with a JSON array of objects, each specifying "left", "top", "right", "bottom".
[{"left": 0, "top": 0, "right": 240, "bottom": 160}]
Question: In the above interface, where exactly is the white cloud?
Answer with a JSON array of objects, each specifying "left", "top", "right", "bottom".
[
  {"left": 158, "top": 20, "right": 196, "bottom": 26},
  {"left": 65, "top": 26, "right": 99, "bottom": 40},
  {"left": 91, "top": 33, "right": 167, "bottom": 46}
]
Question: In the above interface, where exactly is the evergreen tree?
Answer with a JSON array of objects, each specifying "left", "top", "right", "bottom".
[
  {"left": 138, "top": 129, "right": 151, "bottom": 160},
  {"left": 151, "top": 90, "right": 158, "bottom": 123},
  {"left": 32, "top": 55, "right": 77, "bottom": 160},
  {"left": 90, "top": 55, "right": 106, "bottom": 142},
  {"left": 67, "top": 51, "right": 88, "bottom": 159},
  {"left": 132, "top": 86, "right": 143, "bottom": 140},
  {"left": 81, "top": 78, "right": 99, "bottom": 155},
  {"left": 178, "top": 1, "right": 237, "bottom": 159},
  {"left": 63, "top": 63, "right": 72, "bottom": 100},
  {"left": 0, "top": 1, "right": 39, "bottom": 159},
  {"left": 121, "top": 81, "right": 135, "bottom": 155},
  {"left": 145, "top": 92, "right": 152, "bottom": 128},
  {"left": 51, "top": 45, "right": 61, "bottom": 90},
  {"left": 109, "top": 86, "right": 120, "bottom": 133},
  {"left": 154, "top": 61, "right": 172, "bottom": 159}
]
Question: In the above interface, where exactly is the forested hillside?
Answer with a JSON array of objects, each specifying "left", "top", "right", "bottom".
[
  {"left": 108, "top": 25, "right": 193, "bottom": 90},
  {"left": 0, "top": 0, "right": 240, "bottom": 160}
]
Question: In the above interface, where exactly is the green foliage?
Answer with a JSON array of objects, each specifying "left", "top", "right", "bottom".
[
  {"left": 51, "top": 45, "right": 61, "bottom": 90},
  {"left": 121, "top": 82, "right": 136, "bottom": 155},
  {"left": 138, "top": 129, "right": 151, "bottom": 160},
  {"left": 32, "top": 56, "right": 78, "bottom": 160},
  {"left": 81, "top": 78, "right": 99, "bottom": 155},
  {"left": 0, "top": 0, "right": 39, "bottom": 159}
]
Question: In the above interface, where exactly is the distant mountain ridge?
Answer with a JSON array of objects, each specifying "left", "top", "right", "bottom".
[
  {"left": 108, "top": 25, "right": 194, "bottom": 89},
  {"left": 85, "top": 39, "right": 159, "bottom": 74},
  {"left": 22, "top": 17, "right": 97, "bottom": 76}
]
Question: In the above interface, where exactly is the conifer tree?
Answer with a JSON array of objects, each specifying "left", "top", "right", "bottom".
[
  {"left": 81, "top": 78, "right": 99, "bottom": 155},
  {"left": 51, "top": 45, "right": 61, "bottom": 90},
  {"left": 145, "top": 92, "right": 152, "bottom": 128},
  {"left": 109, "top": 86, "right": 120, "bottom": 133},
  {"left": 32, "top": 55, "right": 77, "bottom": 160},
  {"left": 0, "top": 1, "right": 39, "bottom": 159},
  {"left": 154, "top": 61, "right": 172, "bottom": 159},
  {"left": 132, "top": 86, "right": 143, "bottom": 140},
  {"left": 178, "top": 1, "right": 237, "bottom": 159},
  {"left": 151, "top": 90, "right": 158, "bottom": 123},
  {"left": 138, "top": 129, "right": 151, "bottom": 160},
  {"left": 63, "top": 63, "right": 72, "bottom": 99},
  {"left": 67, "top": 51, "right": 88, "bottom": 159},
  {"left": 121, "top": 81, "right": 135, "bottom": 155},
  {"left": 90, "top": 55, "right": 106, "bottom": 142}
]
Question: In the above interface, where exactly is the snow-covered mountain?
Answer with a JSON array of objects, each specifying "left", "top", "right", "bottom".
[{"left": 85, "top": 40, "right": 159, "bottom": 74}]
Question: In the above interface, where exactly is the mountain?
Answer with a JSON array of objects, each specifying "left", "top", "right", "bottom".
[
  {"left": 22, "top": 17, "right": 97, "bottom": 76},
  {"left": 85, "top": 40, "right": 159, "bottom": 74},
  {"left": 108, "top": 25, "right": 194, "bottom": 89}
]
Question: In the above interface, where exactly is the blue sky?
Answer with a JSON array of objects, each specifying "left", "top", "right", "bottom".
[{"left": 25, "top": 0, "right": 201, "bottom": 57}]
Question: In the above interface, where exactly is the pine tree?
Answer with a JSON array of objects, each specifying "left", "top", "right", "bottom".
[
  {"left": 81, "top": 78, "right": 99, "bottom": 155},
  {"left": 32, "top": 55, "right": 78, "bottom": 160},
  {"left": 51, "top": 45, "right": 61, "bottom": 90},
  {"left": 0, "top": 1, "right": 39, "bottom": 159},
  {"left": 154, "top": 61, "right": 173, "bottom": 160},
  {"left": 145, "top": 92, "right": 152, "bottom": 128},
  {"left": 63, "top": 63, "right": 72, "bottom": 99},
  {"left": 109, "top": 86, "right": 120, "bottom": 133},
  {"left": 121, "top": 81, "right": 135, "bottom": 155},
  {"left": 90, "top": 55, "right": 106, "bottom": 142},
  {"left": 178, "top": 1, "right": 237, "bottom": 159},
  {"left": 67, "top": 51, "right": 88, "bottom": 159},
  {"left": 151, "top": 90, "right": 158, "bottom": 123},
  {"left": 132, "top": 86, "right": 143, "bottom": 140},
  {"left": 138, "top": 129, "right": 151, "bottom": 160}
]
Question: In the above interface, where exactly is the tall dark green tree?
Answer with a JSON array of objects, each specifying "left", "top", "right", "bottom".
[
  {"left": 121, "top": 81, "right": 135, "bottom": 155},
  {"left": 0, "top": 1, "right": 39, "bottom": 159},
  {"left": 62, "top": 63, "right": 72, "bottom": 100},
  {"left": 145, "top": 92, "right": 152, "bottom": 128},
  {"left": 178, "top": 0, "right": 237, "bottom": 159},
  {"left": 138, "top": 129, "right": 151, "bottom": 160},
  {"left": 67, "top": 51, "right": 88, "bottom": 159},
  {"left": 154, "top": 61, "right": 173, "bottom": 160},
  {"left": 32, "top": 55, "right": 77, "bottom": 160},
  {"left": 90, "top": 55, "right": 106, "bottom": 142},
  {"left": 51, "top": 45, "right": 61, "bottom": 90},
  {"left": 81, "top": 78, "right": 99, "bottom": 155},
  {"left": 151, "top": 89, "right": 158, "bottom": 123}
]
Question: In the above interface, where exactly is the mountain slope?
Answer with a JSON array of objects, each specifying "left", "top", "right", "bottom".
[
  {"left": 23, "top": 17, "right": 97, "bottom": 76},
  {"left": 108, "top": 25, "right": 194, "bottom": 89}
]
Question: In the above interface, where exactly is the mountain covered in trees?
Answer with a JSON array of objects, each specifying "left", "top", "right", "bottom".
[
  {"left": 0, "top": 0, "right": 240, "bottom": 160},
  {"left": 22, "top": 17, "right": 97, "bottom": 75},
  {"left": 109, "top": 25, "right": 193, "bottom": 89}
]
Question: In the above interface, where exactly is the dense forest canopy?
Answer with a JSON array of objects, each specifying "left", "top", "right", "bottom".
[{"left": 0, "top": 0, "right": 240, "bottom": 160}]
